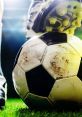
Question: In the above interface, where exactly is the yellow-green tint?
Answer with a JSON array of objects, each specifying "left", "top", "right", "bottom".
[
  {"left": 46, "top": 26, "right": 53, "bottom": 32},
  {"left": 58, "top": 27, "right": 64, "bottom": 32},
  {"left": 49, "top": 76, "right": 82, "bottom": 102},
  {"left": 49, "top": 17, "right": 57, "bottom": 24},
  {"left": 62, "top": 19, "right": 69, "bottom": 27}
]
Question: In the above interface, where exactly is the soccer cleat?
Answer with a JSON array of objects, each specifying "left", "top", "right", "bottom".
[
  {"left": 0, "top": 75, "right": 7, "bottom": 108},
  {"left": 27, "top": 0, "right": 82, "bottom": 35},
  {"left": 27, "top": 0, "right": 47, "bottom": 30}
]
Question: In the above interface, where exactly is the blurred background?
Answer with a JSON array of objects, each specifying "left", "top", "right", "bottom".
[{"left": 2, "top": 0, "right": 31, "bottom": 98}]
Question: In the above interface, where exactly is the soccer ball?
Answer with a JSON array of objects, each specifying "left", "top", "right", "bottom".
[{"left": 12, "top": 32, "right": 82, "bottom": 109}]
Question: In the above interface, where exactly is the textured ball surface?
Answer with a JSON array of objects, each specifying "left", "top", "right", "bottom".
[{"left": 12, "top": 32, "right": 82, "bottom": 109}]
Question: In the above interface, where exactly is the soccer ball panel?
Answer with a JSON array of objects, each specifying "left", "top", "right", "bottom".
[
  {"left": 24, "top": 93, "right": 53, "bottom": 109},
  {"left": 13, "top": 47, "right": 23, "bottom": 69},
  {"left": 40, "top": 32, "right": 67, "bottom": 45},
  {"left": 48, "top": 76, "right": 82, "bottom": 103},
  {"left": 17, "top": 37, "right": 47, "bottom": 72},
  {"left": 25, "top": 65, "right": 55, "bottom": 97},
  {"left": 12, "top": 64, "right": 29, "bottom": 98},
  {"left": 68, "top": 35, "right": 82, "bottom": 57},
  {"left": 77, "top": 58, "right": 82, "bottom": 80},
  {"left": 42, "top": 43, "right": 80, "bottom": 79}
]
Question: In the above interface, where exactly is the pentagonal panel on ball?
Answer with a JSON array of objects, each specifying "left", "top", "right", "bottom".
[
  {"left": 17, "top": 37, "right": 47, "bottom": 72},
  {"left": 12, "top": 64, "right": 29, "bottom": 98},
  {"left": 40, "top": 32, "right": 67, "bottom": 45},
  {"left": 25, "top": 65, "right": 55, "bottom": 97},
  {"left": 42, "top": 43, "right": 81, "bottom": 79}
]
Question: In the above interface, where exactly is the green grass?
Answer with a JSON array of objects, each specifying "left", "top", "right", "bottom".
[
  {"left": 75, "top": 32, "right": 82, "bottom": 40},
  {"left": 0, "top": 98, "right": 82, "bottom": 117},
  {"left": 75, "top": 29, "right": 82, "bottom": 40}
]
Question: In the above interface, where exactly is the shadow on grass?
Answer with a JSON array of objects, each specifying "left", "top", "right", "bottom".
[
  {"left": 17, "top": 101, "right": 82, "bottom": 113},
  {"left": 16, "top": 105, "right": 82, "bottom": 117},
  {"left": 6, "top": 98, "right": 82, "bottom": 117}
]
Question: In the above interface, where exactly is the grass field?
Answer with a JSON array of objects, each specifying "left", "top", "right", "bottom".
[{"left": 0, "top": 98, "right": 82, "bottom": 117}]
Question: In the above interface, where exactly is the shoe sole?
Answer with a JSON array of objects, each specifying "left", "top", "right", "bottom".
[{"left": 0, "top": 98, "right": 5, "bottom": 109}]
